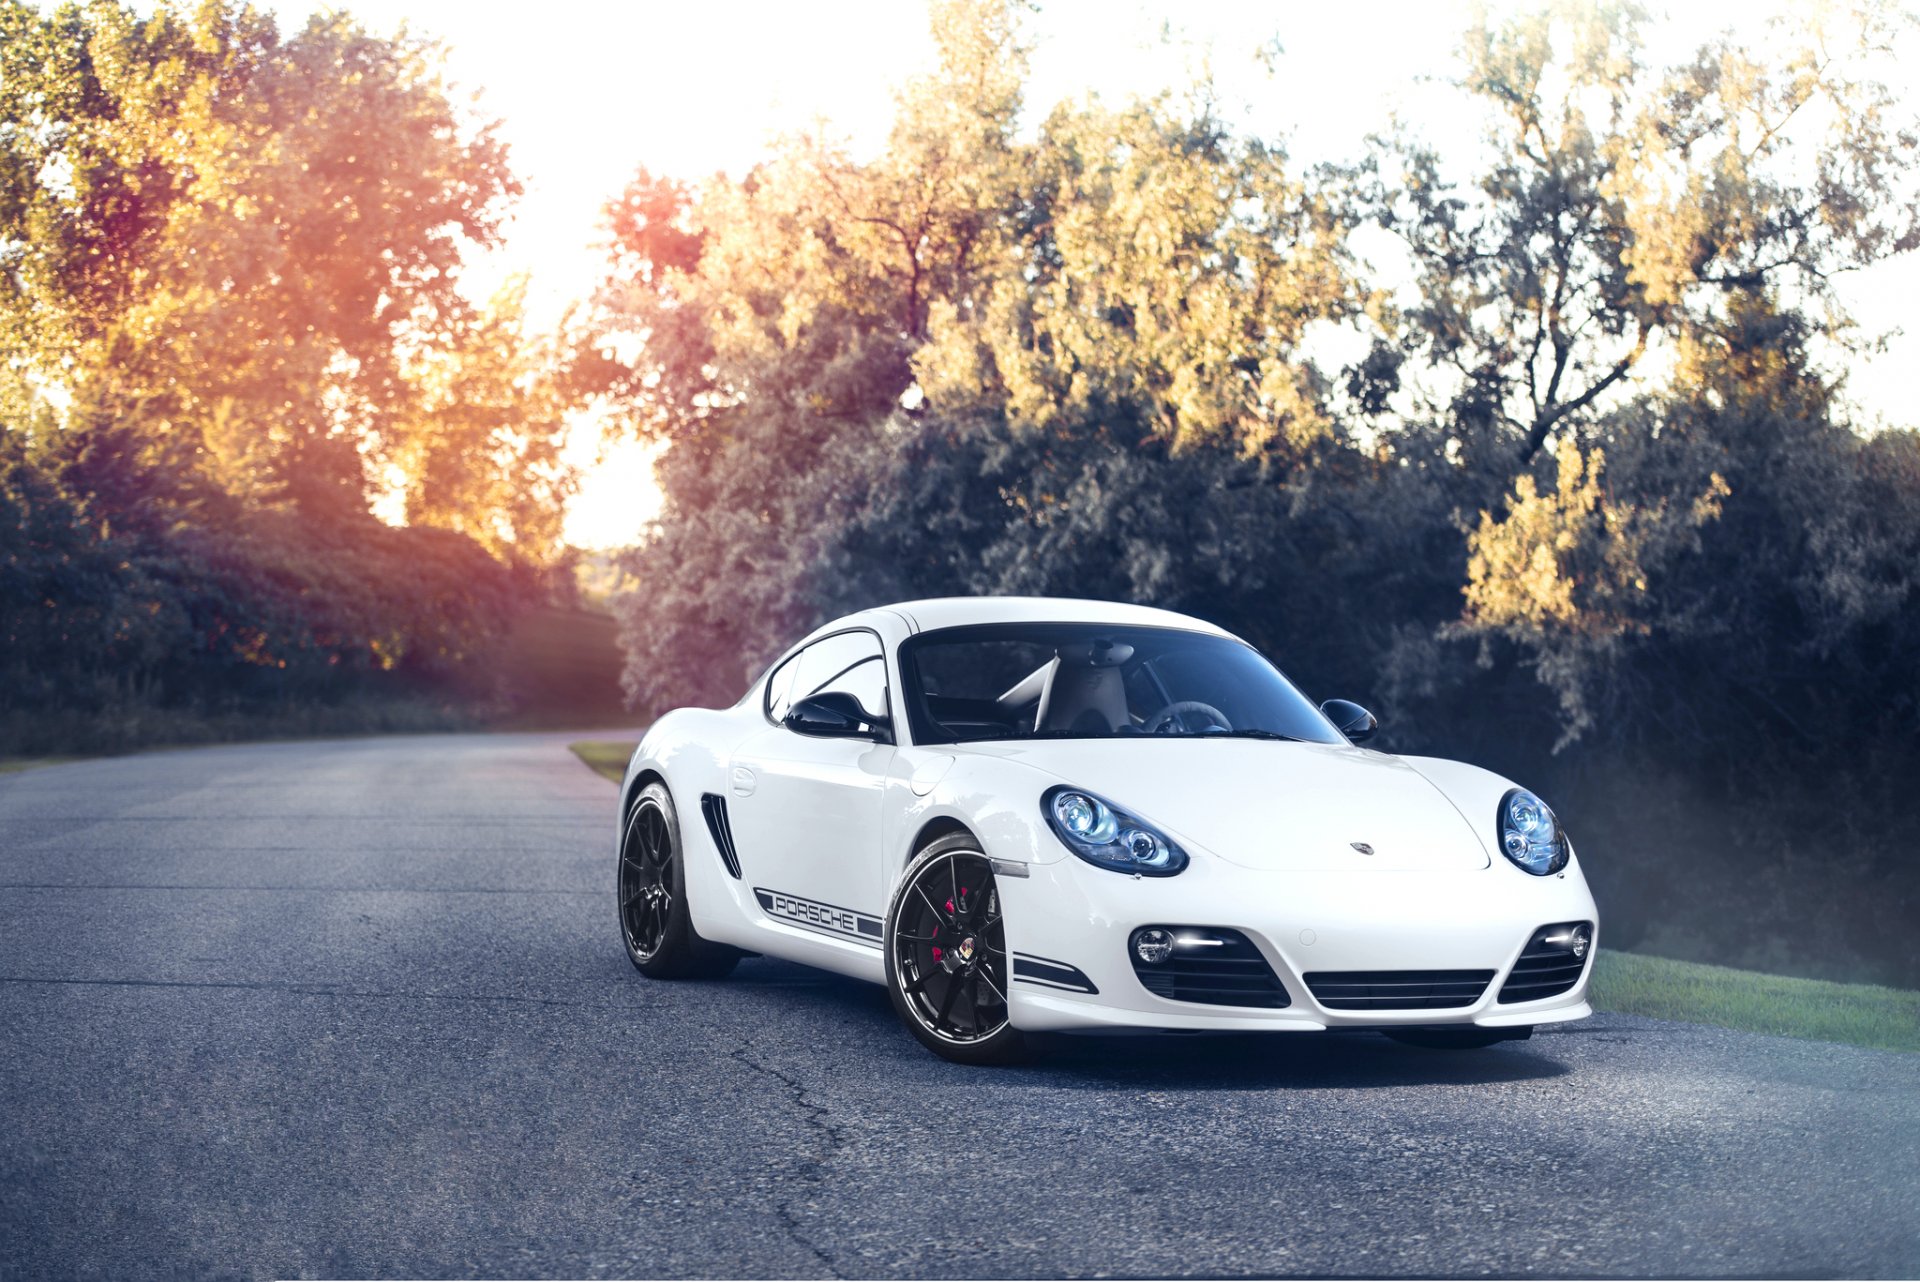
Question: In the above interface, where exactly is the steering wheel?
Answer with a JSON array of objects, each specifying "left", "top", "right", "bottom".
[{"left": 1144, "top": 700, "right": 1233, "bottom": 735}]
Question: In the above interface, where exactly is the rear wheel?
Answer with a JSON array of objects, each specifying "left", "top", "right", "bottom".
[
  {"left": 618, "top": 782, "right": 739, "bottom": 979},
  {"left": 1383, "top": 1026, "right": 1531, "bottom": 1049},
  {"left": 884, "top": 835, "right": 1026, "bottom": 1065}
]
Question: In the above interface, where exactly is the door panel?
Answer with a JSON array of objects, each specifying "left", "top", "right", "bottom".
[
  {"left": 726, "top": 628, "right": 895, "bottom": 953},
  {"left": 728, "top": 727, "right": 893, "bottom": 950}
]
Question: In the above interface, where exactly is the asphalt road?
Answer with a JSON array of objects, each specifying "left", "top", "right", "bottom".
[{"left": 2, "top": 733, "right": 1916, "bottom": 1280}]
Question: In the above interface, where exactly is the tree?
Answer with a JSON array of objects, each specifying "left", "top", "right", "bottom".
[
  {"left": 0, "top": 1, "right": 561, "bottom": 753},
  {"left": 581, "top": 1, "right": 1027, "bottom": 710},
  {"left": 1453, "top": 295, "right": 1918, "bottom": 755},
  {"left": 390, "top": 279, "right": 575, "bottom": 563},
  {"left": 0, "top": 0, "right": 521, "bottom": 516},
  {"left": 1359, "top": 0, "right": 1920, "bottom": 478},
  {"left": 916, "top": 98, "right": 1360, "bottom": 455},
  {"left": 586, "top": 0, "right": 1366, "bottom": 712},
  {"left": 578, "top": 0, "right": 1920, "bottom": 983}
]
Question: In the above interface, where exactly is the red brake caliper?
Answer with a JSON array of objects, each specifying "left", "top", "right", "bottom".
[{"left": 933, "top": 887, "right": 968, "bottom": 965}]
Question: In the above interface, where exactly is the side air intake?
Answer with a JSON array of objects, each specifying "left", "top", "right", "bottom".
[{"left": 699, "top": 793, "right": 742, "bottom": 879}]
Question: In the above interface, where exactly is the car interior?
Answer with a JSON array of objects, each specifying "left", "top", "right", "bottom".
[
  {"left": 913, "top": 635, "right": 1216, "bottom": 741},
  {"left": 902, "top": 625, "right": 1343, "bottom": 746}
]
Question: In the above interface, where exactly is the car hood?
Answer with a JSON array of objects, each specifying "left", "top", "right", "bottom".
[{"left": 950, "top": 738, "right": 1492, "bottom": 872}]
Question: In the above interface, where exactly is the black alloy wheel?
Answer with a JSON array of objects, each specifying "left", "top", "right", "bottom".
[
  {"left": 620, "top": 796, "right": 674, "bottom": 962},
  {"left": 618, "top": 781, "right": 739, "bottom": 979},
  {"left": 884, "top": 835, "right": 1026, "bottom": 1064}
]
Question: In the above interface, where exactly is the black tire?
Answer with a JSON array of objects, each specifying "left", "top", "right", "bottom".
[
  {"left": 1383, "top": 1025, "right": 1531, "bottom": 1049},
  {"left": 884, "top": 834, "right": 1028, "bottom": 1065},
  {"left": 618, "top": 782, "right": 740, "bottom": 979}
]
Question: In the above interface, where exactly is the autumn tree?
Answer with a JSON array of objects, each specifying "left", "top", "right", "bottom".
[
  {"left": 1358, "top": 1, "right": 1920, "bottom": 481},
  {"left": 0, "top": 0, "right": 540, "bottom": 524},
  {"left": 916, "top": 97, "right": 1359, "bottom": 454},
  {"left": 390, "top": 279, "right": 574, "bottom": 562},
  {"left": 589, "top": 0, "right": 1920, "bottom": 983},
  {"left": 586, "top": 0, "right": 1369, "bottom": 711},
  {"left": 1452, "top": 296, "right": 1919, "bottom": 758},
  {"left": 0, "top": 1, "right": 565, "bottom": 749}
]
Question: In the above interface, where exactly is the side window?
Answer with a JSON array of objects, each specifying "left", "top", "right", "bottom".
[
  {"left": 764, "top": 651, "right": 802, "bottom": 724},
  {"left": 817, "top": 655, "right": 889, "bottom": 723},
  {"left": 789, "top": 631, "right": 889, "bottom": 724}
]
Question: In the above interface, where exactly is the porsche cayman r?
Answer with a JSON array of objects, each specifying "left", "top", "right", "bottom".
[{"left": 614, "top": 597, "right": 1597, "bottom": 1064}]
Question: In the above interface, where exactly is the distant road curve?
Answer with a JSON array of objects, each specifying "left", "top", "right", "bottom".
[{"left": 2, "top": 734, "right": 1915, "bottom": 1278}]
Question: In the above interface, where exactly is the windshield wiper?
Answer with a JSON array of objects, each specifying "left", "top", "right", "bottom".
[{"left": 1209, "top": 729, "right": 1307, "bottom": 743}]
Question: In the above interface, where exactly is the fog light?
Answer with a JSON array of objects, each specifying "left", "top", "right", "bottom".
[
  {"left": 1133, "top": 928, "right": 1174, "bottom": 965},
  {"left": 1544, "top": 923, "right": 1592, "bottom": 959}
]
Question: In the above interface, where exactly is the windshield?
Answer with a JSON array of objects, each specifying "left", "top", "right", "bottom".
[{"left": 896, "top": 623, "right": 1345, "bottom": 746}]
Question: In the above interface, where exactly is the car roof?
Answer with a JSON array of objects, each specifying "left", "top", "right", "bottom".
[{"left": 869, "top": 596, "right": 1236, "bottom": 639}]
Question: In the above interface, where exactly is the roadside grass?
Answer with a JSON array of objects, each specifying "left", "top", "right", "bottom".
[
  {"left": 560, "top": 739, "right": 1918, "bottom": 1054},
  {"left": 2, "top": 605, "right": 632, "bottom": 762},
  {"left": 0, "top": 694, "right": 477, "bottom": 759},
  {"left": 1589, "top": 949, "right": 1920, "bottom": 1054},
  {"left": 0, "top": 756, "right": 80, "bottom": 776},
  {"left": 569, "top": 740, "right": 635, "bottom": 784}
]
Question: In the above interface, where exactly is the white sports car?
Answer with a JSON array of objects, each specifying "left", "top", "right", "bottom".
[{"left": 615, "top": 597, "right": 1597, "bottom": 1064}]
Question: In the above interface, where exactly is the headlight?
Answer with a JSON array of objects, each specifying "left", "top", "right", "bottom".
[
  {"left": 1498, "top": 787, "right": 1570, "bottom": 875},
  {"left": 1042, "top": 786, "right": 1188, "bottom": 876}
]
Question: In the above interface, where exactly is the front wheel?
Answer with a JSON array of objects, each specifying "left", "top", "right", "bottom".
[
  {"left": 618, "top": 782, "right": 739, "bottom": 979},
  {"left": 884, "top": 835, "right": 1027, "bottom": 1065}
]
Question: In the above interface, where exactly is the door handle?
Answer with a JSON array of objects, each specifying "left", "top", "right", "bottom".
[{"left": 729, "top": 766, "right": 757, "bottom": 797}]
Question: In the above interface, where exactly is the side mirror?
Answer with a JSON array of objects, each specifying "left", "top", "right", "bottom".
[
  {"left": 784, "top": 692, "right": 891, "bottom": 742},
  {"left": 1320, "top": 698, "right": 1378, "bottom": 743}
]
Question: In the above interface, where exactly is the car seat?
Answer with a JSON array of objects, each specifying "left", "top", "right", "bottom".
[{"left": 1034, "top": 641, "right": 1134, "bottom": 733}]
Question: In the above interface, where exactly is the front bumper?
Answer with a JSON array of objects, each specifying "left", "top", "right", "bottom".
[{"left": 998, "top": 849, "right": 1598, "bottom": 1033}]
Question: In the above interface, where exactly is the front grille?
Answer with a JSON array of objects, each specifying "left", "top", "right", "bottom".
[
  {"left": 1130, "top": 927, "right": 1290, "bottom": 1009},
  {"left": 1303, "top": 970, "right": 1495, "bottom": 1010},
  {"left": 1498, "top": 921, "right": 1593, "bottom": 1004}
]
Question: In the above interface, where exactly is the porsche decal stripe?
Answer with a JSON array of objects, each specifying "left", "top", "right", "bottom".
[
  {"left": 752, "top": 887, "right": 883, "bottom": 947},
  {"left": 1012, "top": 953, "right": 1098, "bottom": 995},
  {"left": 1013, "top": 974, "right": 1097, "bottom": 994}
]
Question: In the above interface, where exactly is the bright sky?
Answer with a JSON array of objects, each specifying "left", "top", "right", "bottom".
[{"left": 266, "top": 0, "right": 1920, "bottom": 549}]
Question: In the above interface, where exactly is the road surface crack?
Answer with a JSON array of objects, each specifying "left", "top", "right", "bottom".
[{"left": 728, "top": 1046, "right": 849, "bottom": 1279}]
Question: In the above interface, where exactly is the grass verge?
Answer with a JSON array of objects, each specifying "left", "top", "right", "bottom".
[
  {"left": 1589, "top": 949, "right": 1919, "bottom": 1053},
  {"left": 559, "top": 740, "right": 1917, "bottom": 1053},
  {"left": 570, "top": 740, "right": 635, "bottom": 785},
  {"left": 2, "top": 605, "right": 628, "bottom": 758},
  {"left": 0, "top": 756, "right": 81, "bottom": 777}
]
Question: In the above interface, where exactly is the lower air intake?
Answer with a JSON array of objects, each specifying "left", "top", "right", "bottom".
[
  {"left": 1497, "top": 921, "right": 1593, "bottom": 1004},
  {"left": 1130, "top": 927, "right": 1291, "bottom": 1009},
  {"left": 1303, "top": 970, "right": 1495, "bottom": 1011}
]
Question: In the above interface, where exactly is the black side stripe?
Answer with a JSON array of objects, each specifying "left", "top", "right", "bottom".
[
  {"left": 699, "top": 794, "right": 742, "bottom": 880},
  {"left": 752, "top": 887, "right": 884, "bottom": 948},
  {"left": 1013, "top": 953, "right": 1099, "bottom": 995}
]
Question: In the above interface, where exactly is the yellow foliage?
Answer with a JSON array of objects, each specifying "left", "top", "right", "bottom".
[
  {"left": 912, "top": 94, "right": 1356, "bottom": 452},
  {"left": 1460, "top": 437, "right": 1730, "bottom": 742},
  {"left": 593, "top": 1, "right": 1358, "bottom": 459},
  {"left": 1464, "top": 437, "right": 1729, "bottom": 637}
]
